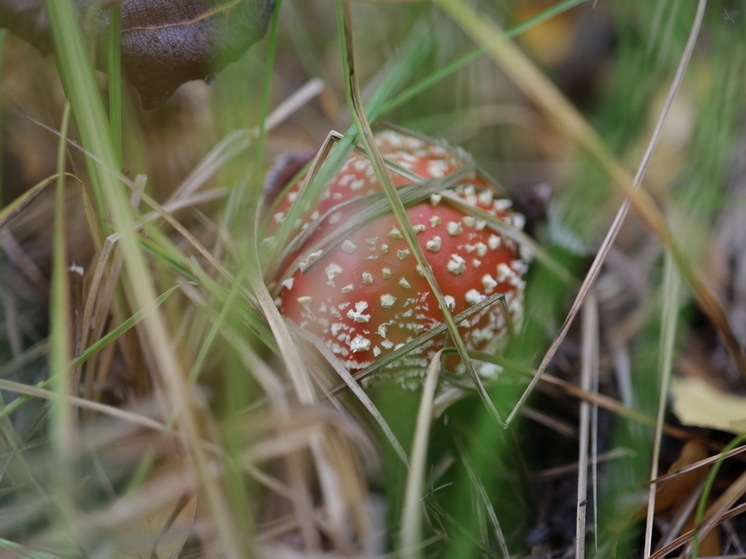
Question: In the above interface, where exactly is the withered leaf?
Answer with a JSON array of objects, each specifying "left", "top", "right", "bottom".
[{"left": 0, "top": 0, "right": 275, "bottom": 109}]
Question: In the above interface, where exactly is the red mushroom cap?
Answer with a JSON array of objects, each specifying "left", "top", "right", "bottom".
[{"left": 267, "top": 130, "right": 529, "bottom": 381}]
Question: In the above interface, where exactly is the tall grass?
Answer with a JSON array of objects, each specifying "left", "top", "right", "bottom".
[{"left": 1, "top": 0, "right": 744, "bottom": 557}]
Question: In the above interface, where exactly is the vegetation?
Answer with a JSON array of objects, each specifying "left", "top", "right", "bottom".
[{"left": 1, "top": 1, "right": 745, "bottom": 557}]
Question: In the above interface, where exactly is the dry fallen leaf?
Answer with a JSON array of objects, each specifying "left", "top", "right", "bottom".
[
  {"left": 653, "top": 441, "right": 721, "bottom": 557},
  {"left": 671, "top": 376, "right": 746, "bottom": 434}
]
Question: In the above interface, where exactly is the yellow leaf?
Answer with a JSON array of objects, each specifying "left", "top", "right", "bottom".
[{"left": 671, "top": 376, "right": 746, "bottom": 434}]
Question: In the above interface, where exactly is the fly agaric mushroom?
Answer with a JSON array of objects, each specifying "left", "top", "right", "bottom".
[{"left": 266, "top": 130, "right": 529, "bottom": 384}]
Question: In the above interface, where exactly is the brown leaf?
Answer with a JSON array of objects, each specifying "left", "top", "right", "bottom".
[
  {"left": 653, "top": 441, "right": 722, "bottom": 556},
  {"left": 654, "top": 441, "right": 710, "bottom": 513},
  {"left": 0, "top": 0, "right": 275, "bottom": 108}
]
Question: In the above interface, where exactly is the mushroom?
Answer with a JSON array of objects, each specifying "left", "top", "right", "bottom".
[{"left": 266, "top": 130, "right": 529, "bottom": 384}]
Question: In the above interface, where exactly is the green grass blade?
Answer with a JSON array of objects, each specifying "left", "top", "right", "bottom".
[{"left": 48, "top": 103, "right": 77, "bottom": 549}]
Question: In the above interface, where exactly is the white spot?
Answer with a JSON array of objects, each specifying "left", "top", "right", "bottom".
[
  {"left": 477, "top": 190, "right": 493, "bottom": 206},
  {"left": 425, "top": 236, "right": 442, "bottom": 252},
  {"left": 426, "top": 159, "right": 448, "bottom": 177},
  {"left": 443, "top": 295, "right": 456, "bottom": 311},
  {"left": 474, "top": 242, "right": 488, "bottom": 257},
  {"left": 478, "top": 362, "right": 503, "bottom": 379},
  {"left": 429, "top": 215, "right": 441, "bottom": 227},
  {"left": 519, "top": 243, "right": 534, "bottom": 262},
  {"left": 331, "top": 342, "right": 348, "bottom": 356},
  {"left": 382, "top": 267, "right": 392, "bottom": 279},
  {"left": 511, "top": 213, "right": 526, "bottom": 230},
  {"left": 488, "top": 234, "right": 502, "bottom": 250},
  {"left": 399, "top": 277, "right": 412, "bottom": 289},
  {"left": 69, "top": 263, "right": 84, "bottom": 276},
  {"left": 465, "top": 289, "right": 485, "bottom": 305},
  {"left": 412, "top": 224, "right": 426, "bottom": 234},
  {"left": 493, "top": 199, "right": 513, "bottom": 211},
  {"left": 331, "top": 322, "right": 345, "bottom": 337},
  {"left": 377, "top": 325, "right": 388, "bottom": 338},
  {"left": 430, "top": 193, "right": 442, "bottom": 206},
  {"left": 381, "top": 339, "right": 394, "bottom": 349},
  {"left": 362, "top": 272, "right": 374, "bottom": 285},
  {"left": 349, "top": 335, "right": 371, "bottom": 352},
  {"left": 397, "top": 249, "right": 410, "bottom": 261},
  {"left": 273, "top": 212, "right": 285, "bottom": 224},
  {"left": 380, "top": 294, "right": 397, "bottom": 308},
  {"left": 347, "top": 301, "right": 371, "bottom": 323},
  {"left": 299, "top": 250, "right": 323, "bottom": 272},
  {"left": 482, "top": 274, "right": 498, "bottom": 293},
  {"left": 341, "top": 284, "right": 355, "bottom": 293},
  {"left": 472, "top": 259, "right": 482, "bottom": 268},
  {"left": 447, "top": 254, "right": 467, "bottom": 275},
  {"left": 511, "top": 258, "right": 529, "bottom": 275},
  {"left": 341, "top": 240, "right": 357, "bottom": 253},
  {"left": 373, "top": 346, "right": 382, "bottom": 357},
  {"left": 329, "top": 211, "right": 343, "bottom": 225},
  {"left": 446, "top": 221, "right": 463, "bottom": 236},
  {"left": 281, "top": 277, "right": 295, "bottom": 291},
  {"left": 416, "top": 265, "right": 426, "bottom": 277},
  {"left": 338, "top": 174, "right": 355, "bottom": 187},
  {"left": 350, "top": 179, "right": 366, "bottom": 191},
  {"left": 388, "top": 227, "right": 403, "bottom": 239},
  {"left": 325, "top": 263, "right": 343, "bottom": 286},
  {"left": 462, "top": 216, "right": 476, "bottom": 229},
  {"left": 475, "top": 219, "right": 487, "bottom": 231},
  {"left": 297, "top": 296, "right": 313, "bottom": 309},
  {"left": 381, "top": 244, "right": 390, "bottom": 254},
  {"left": 496, "top": 262, "right": 514, "bottom": 282}
]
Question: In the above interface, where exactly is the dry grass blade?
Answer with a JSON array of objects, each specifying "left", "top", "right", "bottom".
[
  {"left": 0, "top": 377, "right": 165, "bottom": 432},
  {"left": 432, "top": 0, "right": 746, "bottom": 429},
  {"left": 338, "top": 0, "right": 504, "bottom": 426},
  {"left": 0, "top": 174, "right": 71, "bottom": 230},
  {"left": 648, "top": 488, "right": 746, "bottom": 559},
  {"left": 45, "top": 2, "right": 249, "bottom": 553},
  {"left": 167, "top": 79, "right": 326, "bottom": 204},
  {"left": 399, "top": 350, "right": 443, "bottom": 559},
  {"left": 644, "top": 253, "right": 683, "bottom": 558},
  {"left": 654, "top": 445, "right": 746, "bottom": 484},
  {"left": 686, "top": 468, "right": 746, "bottom": 558},
  {"left": 303, "top": 331, "right": 409, "bottom": 465},
  {"left": 451, "top": 431, "right": 510, "bottom": 557},
  {"left": 577, "top": 292, "right": 599, "bottom": 558}
]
